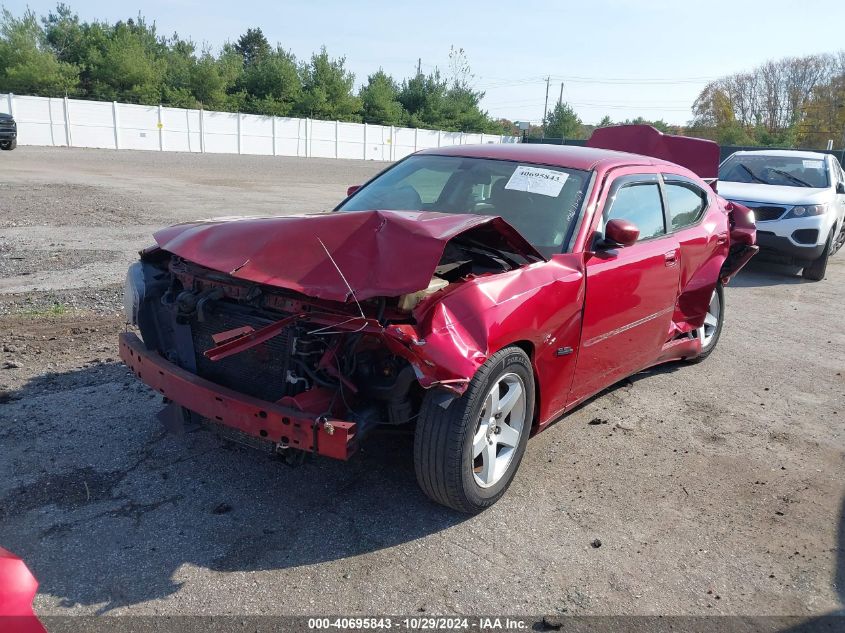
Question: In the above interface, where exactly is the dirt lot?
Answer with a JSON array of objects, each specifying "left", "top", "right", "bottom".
[{"left": 0, "top": 146, "right": 843, "bottom": 618}]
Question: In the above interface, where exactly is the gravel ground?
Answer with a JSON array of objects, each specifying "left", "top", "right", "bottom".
[{"left": 0, "top": 146, "right": 843, "bottom": 620}]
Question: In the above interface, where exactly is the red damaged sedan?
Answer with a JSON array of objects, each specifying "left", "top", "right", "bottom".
[{"left": 120, "top": 126, "right": 757, "bottom": 512}]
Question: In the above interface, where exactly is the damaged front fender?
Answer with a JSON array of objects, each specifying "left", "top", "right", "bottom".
[{"left": 379, "top": 255, "right": 586, "bottom": 422}]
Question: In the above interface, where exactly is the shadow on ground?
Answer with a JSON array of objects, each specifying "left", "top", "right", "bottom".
[
  {"left": 0, "top": 362, "right": 467, "bottom": 612},
  {"left": 729, "top": 259, "right": 809, "bottom": 287}
]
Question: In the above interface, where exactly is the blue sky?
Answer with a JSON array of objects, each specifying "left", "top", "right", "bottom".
[{"left": 5, "top": 0, "right": 842, "bottom": 124}]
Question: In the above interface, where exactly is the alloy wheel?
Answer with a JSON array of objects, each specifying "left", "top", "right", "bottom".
[
  {"left": 697, "top": 290, "right": 720, "bottom": 349},
  {"left": 472, "top": 372, "right": 527, "bottom": 488}
]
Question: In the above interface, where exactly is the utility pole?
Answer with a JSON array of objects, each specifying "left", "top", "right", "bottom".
[
  {"left": 541, "top": 76, "right": 550, "bottom": 139},
  {"left": 559, "top": 83, "right": 567, "bottom": 145},
  {"left": 417, "top": 58, "right": 422, "bottom": 77}
]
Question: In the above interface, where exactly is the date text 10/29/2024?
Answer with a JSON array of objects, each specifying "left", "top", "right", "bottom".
[{"left": 307, "top": 617, "right": 530, "bottom": 631}]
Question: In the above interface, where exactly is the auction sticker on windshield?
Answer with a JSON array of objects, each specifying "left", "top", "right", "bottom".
[{"left": 504, "top": 165, "right": 568, "bottom": 197}]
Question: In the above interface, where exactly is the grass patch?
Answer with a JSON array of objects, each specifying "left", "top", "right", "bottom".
[{"left": 20, "top": 302, "right": 69, "bottom": 318}]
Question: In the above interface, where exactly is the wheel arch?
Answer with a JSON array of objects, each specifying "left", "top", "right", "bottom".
[{"left": 494, "top": 338, "right": 542, "bottom": 431}]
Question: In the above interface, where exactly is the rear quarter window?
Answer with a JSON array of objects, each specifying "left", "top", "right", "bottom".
[{"left": 664, "top": 180, "right": 708, "bottom": 230}]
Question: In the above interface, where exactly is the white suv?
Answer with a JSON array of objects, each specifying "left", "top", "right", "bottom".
[{"left": 718, "top": 150, "right": 845, "bottom": 280}]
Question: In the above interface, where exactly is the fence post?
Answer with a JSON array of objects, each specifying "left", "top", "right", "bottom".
[
  {"left": 437, "top": 130, "right": 442, "bottom": 148},
  {"left": 306, "top": 118, "right": 311, "bottom": 158},
  {"left": 199, "top": 108, "right": 205, "bottom": 153},
  {"left": 459, "top": 131, "right": 464, "bottom": 145},
  {"left": 335, "top": 120, "right": 339, "bottom": 158},
  {"left": 6, "top": 93, "right": 13, "bottom": 117},
  {"left": 157, "top": 104, "right": 164, "bottom": 151},
  {"left": 112, "top": 101, "right": 120, "bottom": 150},
  {"left": 47, "top": 97, "right": 55, "bottom": 146},
  {"left": 414, "top": 128, "right": 418, "bottom": 152},
  {"left": 185, "top": 108, "right": 191, "bottom": 152},
  {"left": 363, "top": 123, "right": 368, "bottom": 160},
  {"left": 63, "top": 96, "right": 72, "bottom": 147},
  {"left": 272, "top": 116, "right": 277, "bottom": 156},
  {"left": 390, "top": 125, "right": 395, "bottom": 161},
  {"left": 237, "top": 113, "right": 242, "bottom": 154}
]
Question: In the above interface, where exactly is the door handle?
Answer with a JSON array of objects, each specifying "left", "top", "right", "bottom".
[
  {"left": 664, "top": 250, "right": 678, "bottom": 266},
  {"left": 716, "top": 232, "right": 729, "bottom": 245}
]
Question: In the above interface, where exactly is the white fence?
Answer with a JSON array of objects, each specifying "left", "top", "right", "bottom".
[{"left": 1, "top": 93, "right": 517, "bottom": 160}]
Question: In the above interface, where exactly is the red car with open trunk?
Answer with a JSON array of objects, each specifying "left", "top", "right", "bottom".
[{"left": 121, "top": 125, "right": 757, "bottom": 512}]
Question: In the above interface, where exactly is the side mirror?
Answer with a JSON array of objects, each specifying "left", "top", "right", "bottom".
[
  {"left": 600, "top": 218, "right": 639, "bottom": 248},
  {"left": 346, "top": 185, "right": 361, "bottom": 197},
  {"left": 836, "top": 182, "right": 845, "bottom": 195}
]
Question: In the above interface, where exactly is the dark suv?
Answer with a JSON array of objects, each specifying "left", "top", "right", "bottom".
[{"left": 0, "top": 113, "right": 17, "bottom": 150}]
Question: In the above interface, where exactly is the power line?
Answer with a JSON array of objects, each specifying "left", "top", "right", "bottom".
[{"left": 475, "top": 74, "right": 718, "bottom": 89}]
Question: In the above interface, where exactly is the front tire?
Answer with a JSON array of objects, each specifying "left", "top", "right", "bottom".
[
  {"left": 0, "top": 139, "right": 16, "bottom": 151},
  {"left": 802, "top": 231, "right": 833, "bottom": 281},
  {"left": 414, "top": 346, "right": 534, "bottom": 513}
]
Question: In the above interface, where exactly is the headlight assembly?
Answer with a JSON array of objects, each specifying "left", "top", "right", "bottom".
[
  {"left": 785, "top": 204, "right": 827, "bottom": 219},
  {"left": 123, "top": 261, "right": 145, "bottom": 325}
]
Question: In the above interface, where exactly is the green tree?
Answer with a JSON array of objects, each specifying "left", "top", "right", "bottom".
[
  {"left": 296, "top": 47, "right": 361, "bottom": 121},
  {"left": 161, "top": 35, "right": 198, "bottom": 107},
  {"left": 234, "top": 27, "right": 270, "bottom": 68},
  {"left": 0, "top": 8, "right": 78, "bottom": 96},
  {"left": 242, "top": 47, "right": 301, "bottom": 115},
  {"left": 185, "top": 52, "right": 226, "bottom": 108},
  {"left": 360, "top": 69, "right": 404, "bottom": 125},
  {"left": 85, "top": 18, "right": 166, "bottom": 103},
  {"left": 597, "top": 115, "right": 613, "bottom": 128},
  {"left": 398, "top": 69, "right": 448, "bottom": 128},
  {"left": 440, "top": 46, "right": 497, "bottom": 132},
  {"left": 544, "top": 102, "right": 582, "bottom": 139},
  {"left": 41, "top": 3, "right": 87, "bottom": 66}
]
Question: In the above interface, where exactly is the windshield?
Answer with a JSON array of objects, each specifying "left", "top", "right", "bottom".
[
  {"left": 719, "top": 154, "right": 829, "bottom": 188},
  {"left": 336, "top": 155, "right": 591, "bottom": 257}
]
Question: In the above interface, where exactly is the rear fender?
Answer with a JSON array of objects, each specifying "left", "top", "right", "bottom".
[{"left": 720, "top": 199, "right": 758, "bottom": 284}]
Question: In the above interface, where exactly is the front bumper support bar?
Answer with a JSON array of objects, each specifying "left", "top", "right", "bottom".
[{"left": 119, "top": 332, "right": 356, "bottom": 460}]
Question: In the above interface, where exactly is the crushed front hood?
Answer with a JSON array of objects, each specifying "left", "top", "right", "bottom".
[{"left": 154, "top": 210, "right": 543, "bottom": 302}]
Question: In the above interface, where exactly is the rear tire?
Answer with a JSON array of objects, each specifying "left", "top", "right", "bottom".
[
  {"left": 0, "top": 139, "right": 16, "bottom": 150},
  {"left": 414, "top": 346, "right": 534, "bottom": 513},
  {"left": 687, "top": 283, "right": 724, "bottom": 363},
  {"left": 802, "top": 231, "right": 832, "bottom": 281}
]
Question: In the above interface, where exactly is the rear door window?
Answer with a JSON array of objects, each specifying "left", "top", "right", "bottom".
[{"left": 663, "top": 180, "right": 708, "bottom": 230}]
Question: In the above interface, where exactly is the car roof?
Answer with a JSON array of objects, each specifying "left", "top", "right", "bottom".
[
  {"left": 730, "top": 149, "right": 829, "bottom": 160},
  {"left": 415, "top": 143, "right": 663, "bottom": 172}
]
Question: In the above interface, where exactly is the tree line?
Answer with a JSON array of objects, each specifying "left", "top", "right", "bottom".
[
  {"left": 516, "top": 99, "right": 675, "bottom": 142},
  {"left": 0, "top": 4, "right": 506, "bottom": 133},
  {"left": 688, "top": 51, "right": 845, "bottom": 148},
  {"left": 2, "top": 4, "right": 843, "bottom": 149},
  {"left": 530, "top": 51, "right": 845, "bottom": 150}
]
